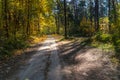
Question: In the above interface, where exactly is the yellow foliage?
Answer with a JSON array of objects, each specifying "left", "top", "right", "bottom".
[
  {"left": 29, "top": 36, "right": 47, "bottom": 44},
  {"left": 13, "top": 36, "right": 47, "bottom": 56},
  {"left": 80, "top": 17, "right": 95, "bottom": 34},
  {"left": 99, "top": 17, "right": 109, "bottom": 33}
]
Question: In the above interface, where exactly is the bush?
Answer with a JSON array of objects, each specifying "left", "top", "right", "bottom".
[
  {"left": 0, "top": 38, "right": 28, "bottom": 59},
  {"left": 100, "top": 34, "right": 112, "bottom": 42},
  {"left": 5, "top": 38, "right": 28, "bottom": 49},
  {"left": 114, "top": 39, "right": 120, "bottom": 53},
  {"left": 96, "top": 33, "right": 112, "bottom": 43}
]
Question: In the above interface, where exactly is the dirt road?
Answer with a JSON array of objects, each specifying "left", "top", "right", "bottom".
[
  {"left": 5, "top": 36, "right": 119, "bottom": 80},
  {"left": 8, "top": 36, "right": 62, "bottom": 80}
]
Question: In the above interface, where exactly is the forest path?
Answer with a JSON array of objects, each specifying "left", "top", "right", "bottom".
[
  {"left": 6, "top": 36, "right": 119, "bottom": 80},
  {"left": 58, "top": 38, "right": 119, "bottom": 80},
  {"left": 8, "top": 35, "right": 62, "bottom": 80}
]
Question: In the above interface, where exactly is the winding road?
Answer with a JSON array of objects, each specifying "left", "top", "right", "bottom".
[{"left": 8, "top": 36, "right": 62, "bottom": 80}]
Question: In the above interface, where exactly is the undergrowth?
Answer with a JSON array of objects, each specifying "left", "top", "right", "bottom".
[
  {"left": 0, "top": 35, "right": 46, "bottom": 60},
  {"left": 91, "top": 32, "right": 120, "bottom": 64}
]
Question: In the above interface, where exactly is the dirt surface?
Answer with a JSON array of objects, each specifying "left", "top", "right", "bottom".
[
  {"left": 3, "top": 36, "right": 61, "bottom": 80},
  {"left": 0, "top": 36, "right": 119, "bottom": 80},
  {"left": 57, "top": 39, "right": 120, "bottom": 80},
  {"left": 0, "top": 42, "right": 42, "bottom": 80}
]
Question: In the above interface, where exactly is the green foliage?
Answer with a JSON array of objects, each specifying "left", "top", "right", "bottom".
[
  {"left": 0, "top": 38, "right": 28, "bottom": 59},
  {"left": 0, "top": 0, "right": 56, "bottom": 59},
  {"left": 114, "top": 39, "right": 120, "bottom": 53},
  {"left": 116, "top": 40, "right": 120, "bottom": 48},
  {"left": 100, "top": 34, "right": 112, "bottom": 42},
  {"left": 0, "top": 47, "right": 10, "bottom": 59},
  {"left": 80, "top": 17, "right": 94, "bottom": 36},
  {"left": 96, "top": 32, "right": 112, "bottom": 43}
]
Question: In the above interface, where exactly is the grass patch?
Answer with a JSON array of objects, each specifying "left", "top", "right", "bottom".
[
  {"left": 90, "top": 41, "right": 114, "bottom": 51},
  {"left": 90, "top": 34, "right": 120, "bottom": 64}
]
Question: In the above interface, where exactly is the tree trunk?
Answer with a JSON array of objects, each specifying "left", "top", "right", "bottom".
[
  {"left": 94, "top": 0, "right": 99, "bottom": 31},
  {"left": 3, "top": 0, "right": 9, "bottom": 38},
  {"left": 27, "top": 0, "right": 30, "bottom": 35},
  {"left": 64, "top": 0, "right": 67, "bottom": 38},
  {"left": 108, "top": 0, "right": 111, "bottom": 33},
  {"left": 112, "top": 0, "right": 117, "bottom": 23}
]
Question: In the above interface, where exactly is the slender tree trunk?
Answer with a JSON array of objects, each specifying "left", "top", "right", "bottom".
[
  {"left": 56, "top": 0, "right": 60, "bottom": 34},
  {"left": 4, "top": 0, "right": 9, "bottom": 38},
  {"left": 64, "top": 0, "right": 67, "bottom": 38},
  {"left": 38, "top": 17, "right": 41, "bottom": 34},
  {"left": 94, "top": 0, "right": 99, "bottom": 31},
  {"left": 108, "top": 0, "right": 111, "bottom": 33},
  {"left": 27, "top": 0, "right": 30, "bottom": 35},
  {"left": 112, "top": 0, "right": 117, "bottom": 23},
  {"left": 55, "top": 15, "right": 59, "bottom": 34},
  {"left": 89, "top": 0, "right": 93, "bottom": 35}
]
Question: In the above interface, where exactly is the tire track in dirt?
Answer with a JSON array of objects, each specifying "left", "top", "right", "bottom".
[{"left": 7, "top": 36, "right": 62, "bottom": 80}]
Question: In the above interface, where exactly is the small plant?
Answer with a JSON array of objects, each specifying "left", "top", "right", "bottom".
[
  {"left": 0, "top": 38, "right": 28, "bottom": 59},
  {"left": 96, "top": 32, "right": 112, "bottom": 43},
  {"left": 100, "top": 34, "right": 112, "bottom": 42},
  {"left": 114, "top": 39, "right": 120, "bottom": 53}
]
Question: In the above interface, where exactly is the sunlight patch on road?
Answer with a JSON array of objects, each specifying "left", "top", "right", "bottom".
[{"left": 39, "top": 46, "right": 50, "bottom": 50}]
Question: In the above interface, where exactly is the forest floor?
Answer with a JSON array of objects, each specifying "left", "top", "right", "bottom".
[
  {"left": 57, "top": 37, "right": 120, "bottom": 80},
  {"left": 0, "top": 35, "right": 120, "bottom": 80}
]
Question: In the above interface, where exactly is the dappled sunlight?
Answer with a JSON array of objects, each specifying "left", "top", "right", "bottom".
[
  {"left": 58, "top": 38, "right": 118, "bottom": 80},
  {"left": 39, "top": 46, "right": 50, "bottom": 50},
  {"left": 75, "top": 49, "right": 104, "bottom": 61},
  {"left": 0, "top": 0, "right": 120, "bottom": 79},
  {"left": 7, "top": 36, "right": 62, "bottom": 80}
]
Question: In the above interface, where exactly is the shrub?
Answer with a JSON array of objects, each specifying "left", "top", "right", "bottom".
[
  {"left": 0, "top": 38, "right": 28, "bottom": 59},
  {"left": 96, "top": 33, "right": 112, "bottom": 43},
  {"left": 100, "top": 34, "right": 112, "bottom": 42},
  {"left": 115, "top": 39, "right": 120, "bottom": 53}
]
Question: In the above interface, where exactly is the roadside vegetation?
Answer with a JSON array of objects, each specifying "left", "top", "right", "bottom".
[
  {"left": 0, "top": 0, "right": 120, "bottom": 65},
  {"left": 0, "top": 35, "right": 46, "bottom": 60}
]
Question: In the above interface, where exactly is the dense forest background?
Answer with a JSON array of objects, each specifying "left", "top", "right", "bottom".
[{"left": 0, "top": 0, "right": 120, "bottom": 60}]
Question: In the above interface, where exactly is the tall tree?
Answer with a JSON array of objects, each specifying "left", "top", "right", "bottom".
[
  {"left": 108, "top": 0, "right": 112, "bottom": 32},
  {"left": 64, "top": 0, "right": 67, "bottom": 38},
  {"left": 3, "top": 0, "right": 9, "bottom": 38},
  {"left": 94, "top": 0, "right": 99, "bottom": 31}
]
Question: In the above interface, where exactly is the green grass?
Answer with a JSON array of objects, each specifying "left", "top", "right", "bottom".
[
  {"left": 90, "top": 35, "right": 120, "bottom": 64},
  {"left": 90, "top": 41, "right": 114, "bottom": 52}
]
